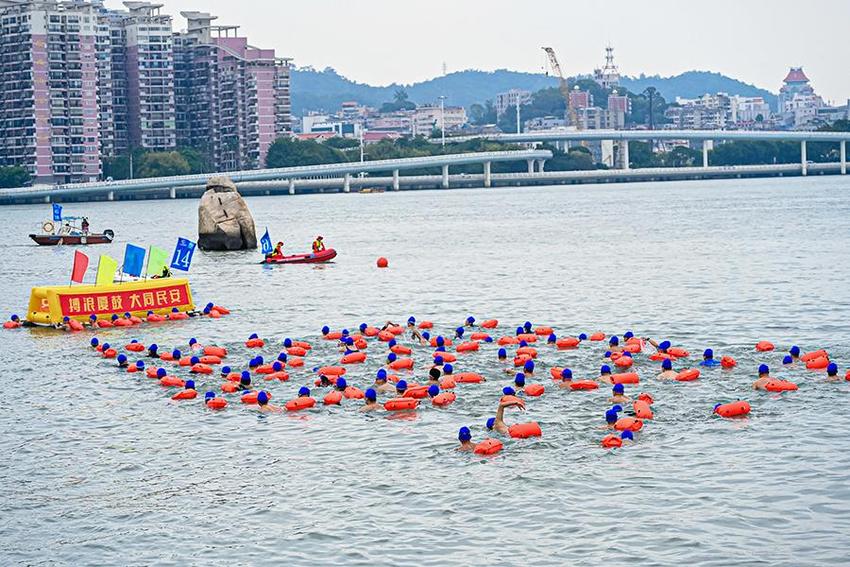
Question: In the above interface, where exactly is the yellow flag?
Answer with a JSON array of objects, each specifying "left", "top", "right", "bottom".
[
  {"left": 95, "top": 255, "right": 118, "bottom": 285},
  {"left": 146, "top": 246, "right": 170, "bottom": 277}
]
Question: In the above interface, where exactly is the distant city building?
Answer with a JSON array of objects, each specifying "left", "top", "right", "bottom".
[
  {"left": 730, "top": 96, "right": 771, "bottom": 125},
  {"left": 495, "top": 89, "right": 531, "bottom": 117},
  {"left": 606, "top": 91, "right": 630, "bottom": 129},
  {"left": 568, "top": 88, "right": 592, "bottom": 110},
  {"left": 593, "top": 46, "right": 620, "bottom": 90},
  {"left": 366, "top": 111, "right": 413, "bottom": 135},
  {"left": 777, "top": 67, "right": 824, "bottom": 129},
  {"left": 413, "top": 104, "right": 467, "bottom": 136},
  {"left": 524, "top": 116, "right": 567, "bottom": 131}
]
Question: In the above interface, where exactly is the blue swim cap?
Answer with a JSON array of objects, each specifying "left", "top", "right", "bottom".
[
  {"left": 790, "top": 345, "right": 800, "bottom": 357},
  {"left": 241, "top": 370, "right": 251, "bottom": 382},
  {"left": 102, "top": 343, "right": 110, "bottom": 350},
  {"left": 278, "top": 353, "right": 288, "bottom": 362},
  {"left": 285, "top": 338, "right": 294, "bottom": 348},
  {"left": 458, "top": 427, "right": 472, "bottom": 442},
  {"left": 157, "top": 368, "right": 166, "bottom": 378},
  {"left": 422, "top": 331, "right": 431, "bottom": 340},
  {"left": 515, "top": 373, "right": 526, "bottom": 386},
  {"left": 269, "top": 361, "right": 280, "bottom": 371},
  {"left": 782, "top": 355, "right": 793, "bottom": 364},
  {"left": 428, "top": 385, "right": 439, "bottom": 397},
  {"left": 579, "top": 333, "right": 588, "bottom": 341},
  {"left": 759, "top": 364, "right": 769, "bottom": 375},
  {"left": 377, "top": 369, "right": 387, "bottom": 380},
  {"left": 662, "top": 359, "right": 673, "bottom": 370},
  {"left": 89, "top": 314, "right": 97, "bottom": 321},
  {"left": 221, "top": 366, "right": 231, "bottom": 375},
  {"left": 436, "top": 336, "right": 445, "bottom": 347},
  {"left": 610, "top": 336, "right": 619, "bottom": 346},
  {"left": 659, "top": 340, "right": 671, "bottom": 351},
  {"left": 342, "top": 329, "right": 350, "bottom": 336},
  {"left": 623, "top": 351, "right": 632, "bottom": 358},
  {"left": 249, "top": 333, "right": 258, "bottom": 340},
  {"left": 524, "top": 360, "right": 534, "bottom": 372},
  {"left": 434, "top": 356, "right": 444, "bottom": 365},
  {"left": 624, "top": 331, "right": 634, "bottom": 339},
  {"left": 498, "top": 348, "right": 507, "bottom": 358},
  {"left": 503, "top": 386, "right": 516, "bottom": 396},
  {"left": 704, "top": 348, "right": 714, "bottom": 359},
  {"left": 466, "top": 316, "right": 475, "bottom": 324},
  {"left": 613, "top": 383, "right": 624, "bottom": 394},
  {"left": 189, "top": 338, "right": 197, "bottom": 345},
  {"left": 827, "top": 363, "right": 838, "bottom": 376},
  {"left": 388, "top": 339, "right": 397, "bottom": 347},
  {"left": 605, "top": 409, "right": 619, "bottom": 423},
  {"left": 171, "top": 349, "right": 181, "bottom": 359},
  {"left": 407, "top": 317, "right": 416, "bottom": 324},
  {"left": 190, "top": 356, "right": 199, "bottom": 365},
  {"left": 117, "top": 354, "right": 127, "bottom": 363},
  {"left": 91, "top": 338, "right": 99, "bottom": 346},
  {"left": 249, "top": 358, "right": 259, "bottom": 368},
  {"left": 205, "top": 303, "right": 213, "bottom": 310},
  {"left": 456, "top": 327, "right": 464, "bottom": 337},
  {"left": 387, "top": 353, "right": 398, "bottom": 363},
  {"left": 359, "top": 323, "right": 368, "bottom": 332},
  {"left": 600, "top": 365, "right": 611, "bottom": 375},
  {"left": 149, "top": 344, "right": 157, "bottom": 351},
  {"left": 515, "top": 326, "right": 524, "bottom": 336},
  {"left": 604, "top": 351, "right": 612, "bottom": 358},
  {"left": 486, "top": 417, "right": 496, "bottom": 430},
  {"left": 257, "top": 391, "right": 269, "bottom": 404},
  {"left": 484, "top": 336, "right": 494, "bottom": 343},
  {"left": 443, "top": 363, "right": 454, "bottom": 375},
  {"left": 63, "top": 316, "right": 69, "bottom": 322},
  {"left": 396, "top": 380, "right": 408, "bottom": 392},
  {"left": 621, "top": 430, "right": 634, "bottom": 441},
  {"left": 186, "top": 380, "right": 195, "bottom": 390},
  {"left": 524, "top": 321, "right": 532, "bottom": 331},
  {"left": 322, "top": 325, "right": 330, "bottom": 335},
  {"left": 136, "top": 361, "right": 144, "bottom": 369},
  {"left": 130, "top": 339, "right": 138, "bottom": 344},
  {"left": 111, "top": 314, "right": 118, "bottom": 321},
  {"left": 561, "top": 368, "right": 573, "bottom": 380},
  {"left": 612, "top": 404, "right": 623, "bottom": 412},
  {"left": 337, "top": 377, "right": 348, "bottom": 389},
  {"left": 365, "top": 388, "right": 377, "bottom": 401},
  {"left": 205, "top": 391, "right": 215, "bottom": 401},
  {"left": 519, "top": 340, "right": 528, "bottom": 348},
  {"left": 548, "top": 333, "right": 556, "bottom": 343}
]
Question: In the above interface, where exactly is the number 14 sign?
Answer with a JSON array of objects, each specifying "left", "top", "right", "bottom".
[{"left": 170, "top": 238, "right": 196, "bottom": 272}]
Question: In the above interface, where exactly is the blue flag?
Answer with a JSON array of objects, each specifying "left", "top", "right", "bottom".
[
  {"left": 170, "top": 237, "right": 196, "bottom": 272},
  {"left": 122, "top": 244, "right": 146, "bottom": 277},
  {"left": 260, "top": 228, "right": 273, "bottom": 255},
  {"left": 52, "top": 203, "right": 62, "bottom": 222}
]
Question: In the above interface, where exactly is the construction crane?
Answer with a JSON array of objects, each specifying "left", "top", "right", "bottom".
[{"left": 542, "top": 47, "right": 580, "bottom": 130}]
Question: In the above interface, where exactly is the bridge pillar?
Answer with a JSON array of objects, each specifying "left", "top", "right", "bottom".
[
  {"left": 288, "top": 179, "right": 295, "bottom": 195},
  {"left": 841, "top": 140, "right": 846, "bottom": 175},
  {"left": 801, "top": 141, "right": 808, "bottom": 176},
  {"left": 107, "top": 190, "right": 114, "bottom": 201},
  {"left": 442, "top": 164, "right": 449, "bottom": 188},
  {"left": 44, "top": 195, "right": 50, "bottom": 203},
  {"left": 483, "top": 161, "right": 491, "bottom": 188},
  {"left": 702, "top": 140, "right": 713, "bottom": 168},
  {"left": 343, "top": 173, "right": 351, "bottom": 193},
  {"left": 527, "top": 159, "right": 535, "bottom": 174},
  {"left": 393, "top": 169, "right": 400, "bottom": 191},
  {"left": 169, "top": 187, "right": 176, "bottom": 199},
  {"left": 537, "top": 159, "right": 546, "bottom": 172},
  {"left": 622, "top": 141, "right": 630, "bottom": 170}
]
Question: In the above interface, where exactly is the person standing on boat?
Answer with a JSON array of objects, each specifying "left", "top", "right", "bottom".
[
  {"left": 81, "top": 217, "right": 89, "bottom": 235},
  {"left": 312, "top": 236, "right": 325, "bottom": 253}
]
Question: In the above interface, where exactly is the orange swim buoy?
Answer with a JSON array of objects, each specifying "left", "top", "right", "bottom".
[
  {"left": 601, "top": 435, "right": 623, "bottom": 448},
  {"left": 429, "top": 337, "right": 454, "bottom": 347},
  {"left": 805, "top": 356, "right": 830, "bottom": 370},
  {"left": 637, "top": 392, "right": 655, "bottom": 405},
  {"left": 524, "top": 384, "right": 545, "bottom": 397},
  {"left": 473, "top": 438, "right": 503, "bottom": 455},
  {"left": 614, "top": 417, "right": 643, "bottom": 432},
  {"left": 323, "top": 390, "right": 343, "bottom": 405},
  {"left": 513, "top": 355, "right": 532, "bottom": 367},
  {"left": 206, "top": 397, "right": 227, "bottom": 410},
  {"left": 667, "top": 347, "right": 690, "bottom": 358},
  {"left": 386, "top": 326, "right": 404, "bottom": 335},
  {"left": 146, "top": 313, "right": 165, "bottom": 322},
  {"left": 160, "top": 376, "right": 185, "bottom": 388},
  {"left": 589, "top": 332, "right": 605, "bottom": 341},
  {"left": 498, "top": 336, "right": 519, "bottom": 346},
  {"left": 516, "top": 346, "right": 538, "bottom": 358},
  {"left": 378, "top": 331, "right": 395, "bottom": 342},
  {"left": 384, "top": 398, "right": 419, "bottom": 411},
  {"left": 285, "top": 397, "right": 316, "bottom": 411},
  {"left": 222, "top": 382, "right": 239, "bottom": 393},
  {"left": 614, "top": 356, "right": 634, "bottom": 368},
  {"left": 470, "top": 332, "right": 491, "bottom": 341},
  {"left": 102, "top": 348, "right": 117, "bottom": 359},
  {"left": 675, "top": 368, "right": 700, "bottom": 382},
  {"left": 456, "top": 341, "right": 480, "bottom": 353},
  {"left": 439, "top": 377, "right": 457, "bottom": 389},
  {"left": 432, "top": 392, "right": 456, "bottom": 406},
  {"left": 113, "top": 318, "right": 132, "bottom": 327},
  {"left": 801, "top": 349, "right": 828, "bottom": 362},
  {"left": 418, "top": 321, "right": 434, "bottom": 329},
  {"left": 341, "top": 352, "right": 367, "bottom": 364},
  {"left": 255, "top": 364, "right": 275, "bottom": 374},
  {"left": 287, "top": 346, "right": 308, "bottom": 357},
  {"left": 319, "top": 366, "right": 346, "bottom": 376},
  {"left": 344, "top": 386, "right": 364, "bottom": 399},
  {"left": 764, "top": 379, "right": 798, "bottom": 392},
  {"left": 389, "top": 357, "right": 414, "bottom": 370},
  {"left": 266, "top": 371, "right": 290, "bottom": 382},
  {"left": 145, "top": 367, "right": 160, "bottom": 379},
  {"left": 172, "top": 389, "right": 197, "bottom": 400},
  {"left": 178, "top": 356, "right": 193, "bottom": 367},
  {"left": 453, "top": 372, "right": 486, "bottom": 384},
  {"left": 509, "top": 422, "right": 542, "bottom": 439},
  {"left": 516, "top": 333, "right": 538, "bottom": 343},
  {"left": 570, "top": 380, "right": 599, "bottom": 390},
  {"left": 199, "top": 355, "right": 221, "bottom": 365},
  {"left": 549, "top": 367, "right": 564, "bottom": 380},
  {"left": 126, "top": 343, "right": 145, "bottom": 352},
  {"left": 556, "top": 337, "right": 580, "bottom": 349},
  {"left": 376, "top": 257, "right": 389, "bottom": 268},
  {"left": 721, "top": 356, "right": 737, "bottom": 368},
  {"left": 649, "top": 353, "right": 673, "bottom": 361},
  {"left": 324, "top": 331, "right": 343, "bottom": 340},
  {"left": 191, "top": 363, "right": 213, "bottom": 375},
  {"left": 612, "top": 372, "right": 639, "bottom": 385},
  {"left": 434, "top": 352, "right": 457, "bottom": 363},
  {"left": 534, "top": 326, "right": 554, "bottom": 336},
  {"left": 246, "top": 338, "right": 265, "bottom": 348},
  {"left": 391, "top": 344, "right": 413, "bottom": 356},
  {"left": 403, "top": 385, "right": 430, "bottom": 399},
  {"left": 96, "top": 320, "right": 113, "bottom": 328},
  {"left": 633, "top": 400, "right": 654, "bottom": 419},
  {"left": 481, "top": 319, "right": 498, "bottom": 329},
  {"left": 714, "top": 401, "right": 751, "bottom": 418},
  {"left": 623, "top": 342, "right": 642, "bottom": 354},
  {"left": 755, "top": 341, "right": 775, "bottom": 352}
]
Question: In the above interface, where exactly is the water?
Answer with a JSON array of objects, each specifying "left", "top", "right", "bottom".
[{"left": 1, "top": 176, "right": 849, "bottom": 566}]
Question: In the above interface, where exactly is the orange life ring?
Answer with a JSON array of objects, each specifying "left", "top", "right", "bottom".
[
  {"left": 160, "top": 376, "right": 185, "bottom": 388},
  {"left": 556, "top": 337, "right": 580, "bottom": 349},
  {"left": 601, "top": 435, "right": 623, "bottom": 448},
  {"left": 481, "top": 319, "right": 498, "bottom": 329},
  {"left": 764, "top": 379, "right": 798, "bottom": 392},
  {"left": 633, "top": 400, "right": 654, "bottom": 419},
  {"left": 456, "top": 341, "right": 480, "bottom": 353},
  {"left": 341, "top": 352, "right": 366, "bottom": 364},
  {"left": 285, "top": 397, "right": 316, "bottom": 411},
  {"left": 498, "top": 336, "right": 519, "bottom": 346},
  {"left": 614, "top": 417, "right": 643, "bottom": 432},
  {"left": 432, "top": 392, "right": 456, "bottom": 406},
  {"left": 570, "top": 380, "right": 599, "bottom": 390},
  {"left": 172, "top": 389, "right": 197, "bottom": 400},
  {"left": 612, "top": 372, "right": 639, "bottom": 385},
  {"left": 246, "top": 338, "right": 265, "bottom": 348},
  {"left": 589, "top": 332, "right": 605, "bottom": 341},
  {"left": 206, "top": 397, "right": 228, "bottom": 410},
  {"left": 755, "top": 341, "right": 775, "bottom": 352},
  {"left": 384, "top": 398, "right": 419, "bottom": 411},
  {"left": 391, "top": 344, "right": 412, "bottom": 356},
  {"left": 715, "top": 401, "right": 751, "bottom": 418},
  {"left": 509, "top": 421, "right": 542, "bottom": 439},
  {"left": 319, "top": 366, "right": 346, "bottom": 376},
  {"left": 474, "top": 438, "right": 503, "bottom": 455},
  {"left": 675, "top": 368, "right": 700, "bottom": 382},
  {"left": 323, "top": 390, "right": 343, "bottom": 405},
  {"left": 389, "top": 357, "right": 413, "bottom": 370},
  {"left": 126, "top": 343, "right": 145, "bottom": 352},
  {"left": 524, "top": 383, "right": 545, "bottom": 397}
]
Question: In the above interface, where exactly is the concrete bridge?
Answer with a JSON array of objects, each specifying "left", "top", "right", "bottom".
[{"left": 0, "top": 150, "right": 552, "bottom": 205}]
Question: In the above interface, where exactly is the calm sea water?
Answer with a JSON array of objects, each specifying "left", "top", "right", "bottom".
[{"left": 1, "top": 176, "right": 849, "bottom": 566}]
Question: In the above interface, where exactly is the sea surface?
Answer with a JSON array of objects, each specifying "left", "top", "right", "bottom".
[{"left": 1, "top": 176, "right": 849, "bottom": 566}]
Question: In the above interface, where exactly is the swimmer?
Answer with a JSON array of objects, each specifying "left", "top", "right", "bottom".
[
  {"left": 334, "top": 377, "right": 348, "bottom": 392},
  {"left": 405, "top": 317, "right": 426, "bottom": 344},
  {"left": 427, "top": 367, "right": 442, "bottom": 385},
  {"left": 523, "top": 359, "right": 535, "bottom": 377},
  {"left": 443, "top": 363, "right": 454, "bottom": 376},
  {"left": 361, "top": 388, "right": 380, "bottom": 412},
  {"left": 257, "top": 391, "right": 282, "bottom": 413},
  {"left": 700, "top": 349, "right": 721, "bottom": 367},
  {"left": 239, "top": 371, "right": 252, "bottom": 390},
  {"left": 90, "top": 337, "right": 100, "bottom": 350},
  {"left": 395, "top": 380, "right": 409, "bottom": 397},
  {"left": 317, "top": 374, "right": 333, "bottom": 388},
  {"left": 147, "top": 343, "right": 159, "bottom": 358},
  {"left": 789, "top": 346, "right": 801, "bottom": 361},
  {"left": 489, "top": 396, "right": 526, "bottom": 435},
  {"left": 826, "top": 363, "right": 840, "bottom": 381},
  {"left": 380, "top": 321, "right": 398, "bottom": 331},
  {"left": 547, "top": 333, "right": 557, "bottom": 345},
  {"left": 523, "top": 321, "right": 533, "bottom": 334},
  {"left": 498, "top": 348, "right": 508, "bottom": 361},
  {"left": 608, "top": 336, "right": 623, "bottom": 354},
  {"left": 454, "top": 327, "right": 465, "bottom": 339},
  {"left": 783, "top": 355, "right": 794, "bottom": 365},
  {"left": 374, "top": 369, "right": 395, "bottom": 394},
  {"left": 620, "top": 430, "right": 635, "bottom": 445},
  {"left": 514, "top": 373, "right": 527, "bottom": 393},
  {"left": 338, "top": 336, "right": 359, "bottom": 354},
  {"left": 609, "top": 383, "right": 630, "bottom": 404},
  {"left": 427, "top": 385, "right": 441, "bottom": 400},
  {"left": 464, "top": 316, "right": 476, "bottom": 328},
  {"left": 603, "top": 405, "right": 623, "bottom": 430},
  {"left": 598, "top": 365, "right": 614, "bottom": 385},
  {"left": 752, "top": 364, "right": 771, "bottom": 390},
  {"left": 189, "top": 338, "right": 201, "bottom": 351},
  {"left": 432, "top": 355, "right": 445, "bottom": 369},
  {"left": 116, "top": 354, "right": 129, "bottom": 368},
  {"left": 657, "top": 359, "right": 678, "bottom": 380},
  {"left": 557, "top": 368, "right": 574, "bottom": 389},
  {"left": 458, "top": 427, "right": 474, "bottom": 451},
  {"left": 645, "top": 338, "right": 671, "bottom": 353}
]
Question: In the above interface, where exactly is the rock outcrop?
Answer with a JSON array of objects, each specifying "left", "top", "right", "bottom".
[{"left": 197, "top": 176, "right": 257, "bottom": 251}]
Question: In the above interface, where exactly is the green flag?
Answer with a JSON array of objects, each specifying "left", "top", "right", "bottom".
[
  {"left": 146, "top": 246, "right": 170, "bottom": 277},
  {"left": 95, "top": 255, "right": 118, "bottom": 286}
]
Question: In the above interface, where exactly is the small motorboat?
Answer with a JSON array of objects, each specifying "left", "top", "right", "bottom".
[
  {"left": 30, "top": 217, "right": 114, "bottom": 246},
  {"left": 261, "top": 248, "right": 337, "bottom": 265}
]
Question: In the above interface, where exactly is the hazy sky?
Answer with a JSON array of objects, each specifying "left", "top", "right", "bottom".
[{"left": 108, "top": 0, "right": 850, "bottom": 102}]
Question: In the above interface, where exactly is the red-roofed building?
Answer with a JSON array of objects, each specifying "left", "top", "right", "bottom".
[{"left": 778, "top": 67, "right": 823, "bottom": 129}]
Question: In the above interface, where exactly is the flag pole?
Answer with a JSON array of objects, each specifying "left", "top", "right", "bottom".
[{"left": 144, "top": 246, "right": 151, "bottom": 281}]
